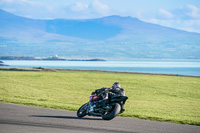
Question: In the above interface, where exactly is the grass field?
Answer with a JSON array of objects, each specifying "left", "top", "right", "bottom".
[{"left": 0, "top": 69, "right": 200, "bottom": 125}]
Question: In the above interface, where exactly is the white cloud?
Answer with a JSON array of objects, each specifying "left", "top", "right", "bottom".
[
  {"left": 64, "top": 0, "right": 110, "bottom": 19},
  {"left": 142, "top": 4, "right": 200, "bottom": 33},
  {"left": 90, "top": 0, "right": 110, "bottom": 15},
  {"left": 186, "top": 5, "right": 200, "bottom": 19},
  {"left": 158, "top": 9, "right": 174, "bottom": 19},
  {"left": 71, "top": 2, "right": 88, "bottom": 12}
]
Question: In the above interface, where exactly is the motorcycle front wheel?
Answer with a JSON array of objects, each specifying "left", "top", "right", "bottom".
[
  {"left": 77, "top": 103, "right": 88, "bottom": 117},
  {"left": 102, "top": 103, "right": 121, "bottom": 120}
]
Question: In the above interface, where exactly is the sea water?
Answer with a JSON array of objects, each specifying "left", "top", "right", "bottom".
[{"left": 1, "top": 60, "right": 200, "bottom": 76}]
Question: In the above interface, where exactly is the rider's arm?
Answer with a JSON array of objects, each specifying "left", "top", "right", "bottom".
[
  {"left": 120, "top": 88, "right": 125, "bottom": 96},
  {"left": 94, "top": 88, "right": 106, "bottom": 95}
]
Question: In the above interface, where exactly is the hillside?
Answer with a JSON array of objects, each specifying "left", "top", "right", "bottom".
[{"left": 0, "top": 9, "right": 200, "bottom": 59}]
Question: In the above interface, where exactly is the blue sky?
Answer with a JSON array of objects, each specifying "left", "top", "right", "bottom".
[{"left": 0, "top": 0, "right": 200, "bottom": 33}]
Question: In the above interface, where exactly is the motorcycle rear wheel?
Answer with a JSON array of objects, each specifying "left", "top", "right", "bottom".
[
  {"left": 102, "top": 103, "right": 121, "bottom": 120},
  {"left": 77, "top": 103, "right": 88, "bottom": 117}
]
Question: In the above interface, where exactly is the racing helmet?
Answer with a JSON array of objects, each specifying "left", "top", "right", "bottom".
[{"left": 112, "top": 82, "right": 121, "bottom": 89}]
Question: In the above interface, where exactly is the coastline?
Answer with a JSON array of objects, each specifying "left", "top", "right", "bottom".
[
  {"left": 0, "top": 67, "right": 199, "bottom": 78},
  {"left": 0, "top": 56, "right": 106, "bottom": 61}
]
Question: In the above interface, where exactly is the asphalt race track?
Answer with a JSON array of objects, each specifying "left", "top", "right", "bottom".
[{"left": 0, "top": 102, "right": 199, "bottom": 133}]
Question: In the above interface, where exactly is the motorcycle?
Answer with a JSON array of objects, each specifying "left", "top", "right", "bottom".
[{"left": 77, "top": 91, "right": 128, "bottom": 120}]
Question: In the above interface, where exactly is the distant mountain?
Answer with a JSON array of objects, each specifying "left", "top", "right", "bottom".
[{"left": 0, "top": 9, "right": 200, "bottom": 59}]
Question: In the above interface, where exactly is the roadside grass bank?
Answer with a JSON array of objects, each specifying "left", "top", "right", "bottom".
[{"left": 0, "top": 69, "right": 200, "bottom": 125}]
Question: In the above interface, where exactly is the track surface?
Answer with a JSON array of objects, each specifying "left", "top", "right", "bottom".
[{"left": 0, "top": 103, "right": 199, "bottom": 133}]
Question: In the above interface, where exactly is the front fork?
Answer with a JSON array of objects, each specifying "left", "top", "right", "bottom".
[{"left": 85, "top": 102, "right": 91, "bottom": 114}]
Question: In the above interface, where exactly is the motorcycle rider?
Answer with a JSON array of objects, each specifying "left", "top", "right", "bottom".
[
  {"left": 108, "top": 82, "right": 125, "bottom": 97},
  {"left": 89, "top": 82, "right": 125, "bottom": 112}
]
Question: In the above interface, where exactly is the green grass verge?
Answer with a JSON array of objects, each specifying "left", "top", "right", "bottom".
[{"left": 0, "top": 70, "right": 200, "bottom": 125}]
